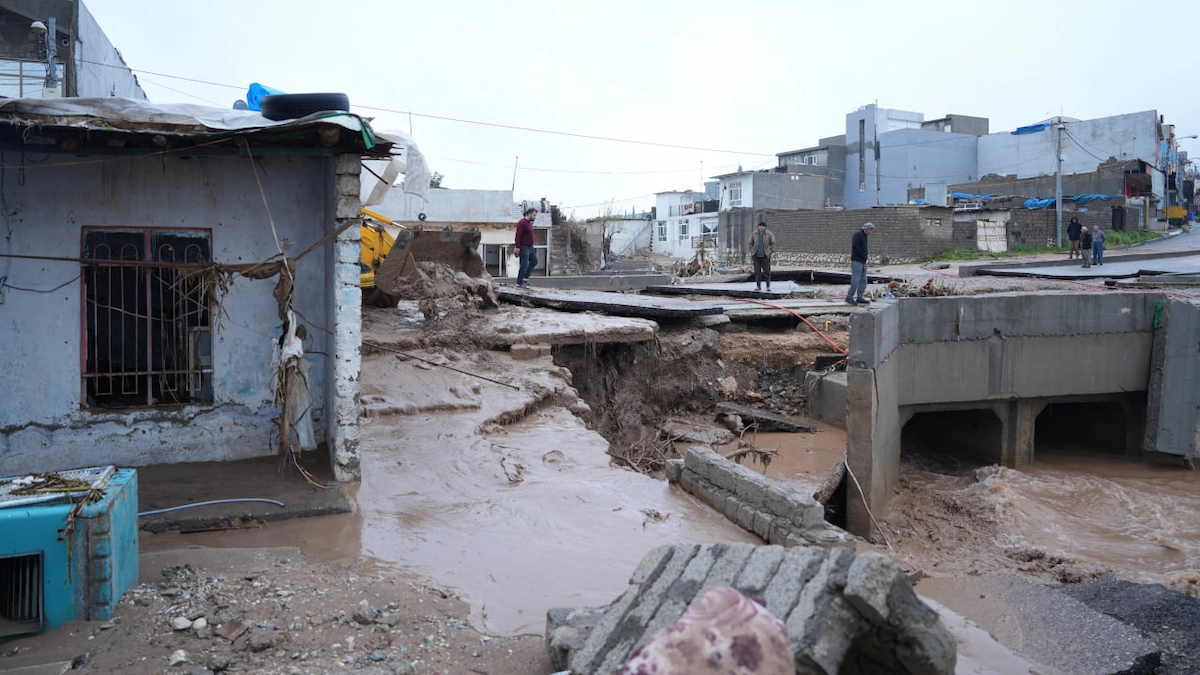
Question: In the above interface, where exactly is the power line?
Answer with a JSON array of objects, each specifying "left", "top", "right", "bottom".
[{"left": 76, "top": 57, "right": 776, "bottom": 157}]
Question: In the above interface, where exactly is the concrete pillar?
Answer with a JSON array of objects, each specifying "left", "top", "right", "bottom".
[
  {"left": 996, "top": 399, "right": 1044, "bottom": 467},
  {"left": 329, "top": 153, "right": 362, "bottom": 481},
  {"left": 844, "top": 367, "right": 876, "bottom": 538}
]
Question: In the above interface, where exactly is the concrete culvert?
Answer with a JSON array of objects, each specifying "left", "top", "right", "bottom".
[
  {"left": 902, "top": 409, "right": 1004, "bottom": 474},
  {"left": 1035, "top": 401, "right": 1131, "bottom": 455}
]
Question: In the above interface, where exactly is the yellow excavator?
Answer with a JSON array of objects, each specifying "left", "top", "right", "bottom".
[{"left": 359, "top": 208, "right": 485, "bottom": 305}]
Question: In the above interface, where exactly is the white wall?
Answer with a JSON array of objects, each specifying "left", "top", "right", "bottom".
[
  {"left": 0, "top": 151, "right": 337, "bottom": 475},
  {"left": 74, "top": 3, "right": 146, "bottom": 99},
  {"left": 978, "top": 110, "right": 1159, "bottom": 179}
]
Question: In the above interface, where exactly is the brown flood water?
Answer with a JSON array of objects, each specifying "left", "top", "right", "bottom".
[{"left": 353, "top": 406, "right": 758, "bottom": 635}]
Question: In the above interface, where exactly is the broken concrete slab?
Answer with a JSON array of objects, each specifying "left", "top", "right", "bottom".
[
  {"left": 644, "top": 280, "right": 814, "bottom": 299},
  {"left": 770, "top": 268, "right": 901, "bottom": 285},
  {"left": 547, "top": 543, "right": 956, "bottom": 674},
  {"left": 501, "top": 274, "right": 671, "bottom": 291},
  {"left": 658, "top": 419, "right": 736, "bottom": 447},
  {"left": 497, "top": 286, "right": 724, "bottom": 319},
  {"left": 716, "top": 401, "right": 819, "bottom": 433}
]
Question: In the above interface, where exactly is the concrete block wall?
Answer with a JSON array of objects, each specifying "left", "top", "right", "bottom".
[
  {"left": 721, "top": 206, "right": 959, "bottom": 266},
  {"left": 667, "top": 446, "right": 855, "bottom": 548},
  {"left": 1005, "top": 207, "right": 1133, "bottom": 248},
  {"left": 329, "top": 153, "right": 363, "bottom": 481}
]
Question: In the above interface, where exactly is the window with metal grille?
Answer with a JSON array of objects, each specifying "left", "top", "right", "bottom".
[{"left": 82, "top": 229, "right": 213, "bottom": 408}]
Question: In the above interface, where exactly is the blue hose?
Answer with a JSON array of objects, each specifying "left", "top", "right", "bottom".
[{"left": 138, "top": 498, "right": 285, "bottom": 517}]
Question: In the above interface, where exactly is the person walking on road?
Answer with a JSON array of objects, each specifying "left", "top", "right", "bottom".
[
  {"left": 1091, "top": 225, "right": 1106, "bottom": 265},
  {"left": 1080, "top": 225, "right": 1093, "bottom": 268},
  {"left": 747, "top": 221, "right": 775, "bottom": 291},
  {"left": 845, "top": 222, "right": 874, "bottom": 305},
  {"left": 1067, "top": 217, "right": 1083, "bottom": 259},
  {"left": 515, "top": 207, "right": 538, "bottom": 287}
]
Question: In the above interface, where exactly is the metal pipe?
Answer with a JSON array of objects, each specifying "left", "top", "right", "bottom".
[{"left": 137, "top": 498, "right": 285, "bottom": 517}]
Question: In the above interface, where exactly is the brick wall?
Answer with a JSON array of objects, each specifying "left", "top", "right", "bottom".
[{"left": 721, "top": 205, "right": 957, "bottom": 265}]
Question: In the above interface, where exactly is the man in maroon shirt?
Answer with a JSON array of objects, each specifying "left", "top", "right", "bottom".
[{"left": 515, "top": 207, "right": 538, "bottom": 287}]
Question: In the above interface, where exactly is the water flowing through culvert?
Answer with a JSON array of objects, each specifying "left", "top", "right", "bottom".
[{"left": 879, "top": 440, "right": 1200, "bottom": 594}]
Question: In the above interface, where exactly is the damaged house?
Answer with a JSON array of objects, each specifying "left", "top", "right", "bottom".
[{"left": 0, "top": 98, "right": 404, "bottom": 481}]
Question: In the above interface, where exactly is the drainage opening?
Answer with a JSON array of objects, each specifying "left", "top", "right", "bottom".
[
  {"left": 901, "top": 409, "right": 1002, "bottom": 474},
  {"left": 0, "top": 553, "right": 43, "bottom": 638},
  {"left": 1035, "top": 401, "right": 1128, "bottom": 454}
]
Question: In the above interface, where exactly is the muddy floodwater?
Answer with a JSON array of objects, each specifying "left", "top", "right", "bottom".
[
  {"left": 880, "top": 440, "right": 1200, "bottom": 595},
  {"left": 354, "top": 407, "right": 759, "bottom": 635}
]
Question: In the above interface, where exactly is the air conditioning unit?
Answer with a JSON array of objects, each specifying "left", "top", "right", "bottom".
[{"left": 0, "top": 466, "right": 138, "bottom": 638}]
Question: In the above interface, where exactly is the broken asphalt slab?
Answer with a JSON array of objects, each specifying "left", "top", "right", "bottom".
[
  {"left": 497, "top": 285, "right": 724, "bottom": 319},
  {"left": 921, "top": 575, "right": 1161, "bottom": 675},
  {"left": 643, "top": 280, "right": 814, "bottom": 299},
  {"left": 969, "top": 253, "right": 1200, "bottom": 280}
]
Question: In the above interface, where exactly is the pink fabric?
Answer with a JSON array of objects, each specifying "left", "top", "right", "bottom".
[{"left": 618, "top": 586, "right": 792, "bottom": 675}]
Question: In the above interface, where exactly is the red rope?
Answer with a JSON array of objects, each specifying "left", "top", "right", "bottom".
[{"left": 733, "top": 298, "right": 848, "bottom": 355}]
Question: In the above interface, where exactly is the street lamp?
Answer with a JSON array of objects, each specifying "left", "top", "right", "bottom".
[{"left": 30, "top": 17, "right": 60, "bottom": 97}]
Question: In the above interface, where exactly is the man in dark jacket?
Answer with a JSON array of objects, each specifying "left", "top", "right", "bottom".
[
  {"left": 747, "top": 222, "right": 775, "bottom": 291},
  {"left": 845, "top": 222, "right": 874, "bottom": 305},
  {"left": 515, "top": 207, "right": 537, "bottom": 287},
  {"left": 1067, "top": 217, "right": 1083, "bottom": 259}
]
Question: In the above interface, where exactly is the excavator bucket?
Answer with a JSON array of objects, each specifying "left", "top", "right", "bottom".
[{"left": 370, "top": 226, "right": 487, "bottom": 306}]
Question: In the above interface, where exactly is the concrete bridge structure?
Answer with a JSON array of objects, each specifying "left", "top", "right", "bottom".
[{"left": 845, "top": 292, "right": 1200, "bottom": 537}]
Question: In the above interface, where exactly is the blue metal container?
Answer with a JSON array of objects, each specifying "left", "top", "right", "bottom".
[{"left": 0, "top": 467, "right": 138, "bottom": 638}]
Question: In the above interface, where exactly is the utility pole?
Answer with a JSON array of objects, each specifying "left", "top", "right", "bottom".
[{"left": 1055, "top": 120, "right": 1064, "bottom": 247}]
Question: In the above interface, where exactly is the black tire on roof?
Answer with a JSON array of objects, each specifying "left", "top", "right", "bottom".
[{"left": 260, "top": 93, "right": 350, "bottom": 121}]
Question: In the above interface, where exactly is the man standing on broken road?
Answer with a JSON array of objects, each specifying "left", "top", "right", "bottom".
[
  {"left": 515, "top": 207, "right": 537, "bottom": 288},
  {"left": 747, "top": 221, "right": 775, "bottom": 291},
  {"left": 845, "top": 221, "right": 874, "bottom": 305}
]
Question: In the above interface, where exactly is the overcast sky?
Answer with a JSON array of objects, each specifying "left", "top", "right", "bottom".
[{"left": 84, "top": 0, "right": 1200, "bottom": 219}]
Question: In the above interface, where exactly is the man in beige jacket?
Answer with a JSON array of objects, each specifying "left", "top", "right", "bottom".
[{"left": 748, "top": 221, "right": 775, "bottom": 291}]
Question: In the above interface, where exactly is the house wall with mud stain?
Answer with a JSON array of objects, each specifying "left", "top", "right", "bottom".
[{"left": 0, "top": 150, "right": 356, "bottom": 477}]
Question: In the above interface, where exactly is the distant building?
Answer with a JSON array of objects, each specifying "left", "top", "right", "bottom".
[
  {"left": 653, "top": 188, "right": 720, "bottom": 258},
  {"left": 776, "top": 135, "right": 847, "bottom": 207},
  {"left": 843, "top": 104, "right": 986, "bottom": 209},
  {"left": 0, "top": 1, "right": 145, "bottom": 99}
]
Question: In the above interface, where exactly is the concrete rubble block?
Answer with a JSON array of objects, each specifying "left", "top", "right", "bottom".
[
  {"left": 723, "top": 494, "right": 745, "bottom": 522},
  {"left": 751, "top": 510, "right": 775, "bottom": 541},
  {"left": 765, "top": 482, "right": 822, "bottom": 527},
  {"left": 335, "top": 194, "right": 361, "bottom": 220},
  {"left": 334, "top": 153, "right": 361, "bottom": 174},
  {"left": 335, "top": 173, "right": 358, "bottom": 197},
  {"left": 787, "top": 547, "right": 863, "bottom": 674},
  {"left": 676, "top": 470, "right": 699, "bottom": 500},
  {"left": 630, "top": 545, "right": 725, "bottom": 653},
  {"left": 762, "top": 545, "right": 827, "bottom": 622},
  {"left": 664, "top": 458, "right": 683, "bottom": 483},
  {"left": 570, "top": 545, "right": 699, "bottom": 674},
  {"left": 734, "top": 545, "right": 787, "bottom": 597},
  {"left": 544, "top": 606, "right": 604, "bottom": 670},
  {"left": 682, "top": 446, "right": 716, "bottom": 482},
  {"left": 767, "top": 518, "right": 792, "bottom": 546},
  {"left": 731, "top": 463, "right": 770, "bottom": 508},
  {"left": 509, "top": 343, "right": 552, "bottom": 360},
  {"left": 659, "top": 419, "right": 736, "bottom": 446},
  {"left": 737, "top": 501, "right": 757, "bottom": 531},
  {"left": 694, "top": 542, "right": 757, "bottom": 596}
]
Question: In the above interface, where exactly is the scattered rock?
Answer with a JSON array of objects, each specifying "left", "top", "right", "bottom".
[
  {"left": 171, "top": 617, "right": 194, "bottom": 631},
  {"left": 169, "top": 649, "right": 188, "bottom": 666}
]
